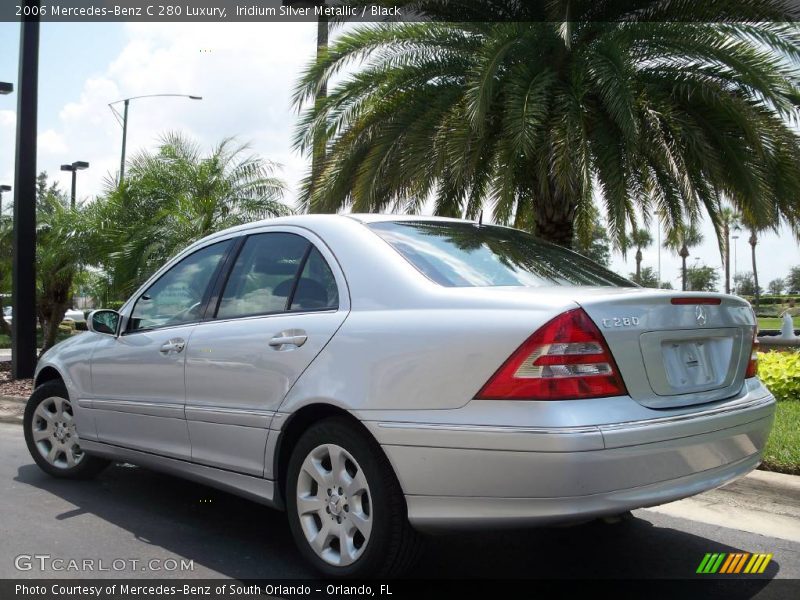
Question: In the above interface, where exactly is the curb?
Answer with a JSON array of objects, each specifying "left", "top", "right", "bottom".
[
  {"left": 0, "top": 396, "right": 26, "bottom": 426},
  {"left": 0, "top": 395, "right": 26, "bottom": 405}
]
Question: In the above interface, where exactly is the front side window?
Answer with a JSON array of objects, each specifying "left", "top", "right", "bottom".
[
  {"left": 128, "top": 241, "right": 231, "bottom": 332},
  {"left": 369, "top": 221, "right": 633, "bottom": 288}
]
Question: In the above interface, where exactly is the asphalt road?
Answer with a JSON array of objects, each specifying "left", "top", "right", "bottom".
[{"left": 2, "top": 423, "right": 799, "bottom": 587}]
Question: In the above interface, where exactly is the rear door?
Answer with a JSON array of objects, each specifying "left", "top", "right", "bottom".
[
  {"left": 184, "top": 228, "right": 349, "bottom": 476},
  {"left": 578, "top": 290, "right": 756, "bottom": 408}
]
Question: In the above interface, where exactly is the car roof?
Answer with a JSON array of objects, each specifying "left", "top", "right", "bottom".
[
  {"left": 195, "top": 213, "right": 481, "bottom": 246},
  {"left": 345, "top": 213, "right": 478, "bottom": 225}
]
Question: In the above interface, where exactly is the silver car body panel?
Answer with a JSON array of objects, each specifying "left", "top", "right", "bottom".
[{"left": 34, "top": 214, "right": 775, "bottom": 528}]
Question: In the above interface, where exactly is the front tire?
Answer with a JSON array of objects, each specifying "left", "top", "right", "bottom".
[
  {"left": 24, "top": 380, "right": 109, "bottom": 479},
  {"left": 286, "top": 417, "right": 420, "bottom": 577}
]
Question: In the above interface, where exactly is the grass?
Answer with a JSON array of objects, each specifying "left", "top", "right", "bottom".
[
  {"left": 761, "top": 401, "right": 800, "bottom": 476},
  {"left": 758, "top": 316, "right": 799, "bottom": 331},
  {"left": 0, "top": 331, "right": 74, "bottom": 350}
]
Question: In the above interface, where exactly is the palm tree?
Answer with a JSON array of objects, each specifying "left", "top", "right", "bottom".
[
  {"left": 36, "top": 189, "right": 86, "bottom": 354},
  {"left": 89, "top": 133, "right": 289, "bottom": 299},
  {"left": 293, "top": 2, "right": 800, "bottom": 249},
  {"left": 665, "top": 223, "right": 704, "bottom": 291},
  {"left": 735, "top": 207, "right": 775, "bottom": 309},
  {"left": 629, "top": 229, "right": 653, "bottom": 283},
  {"left": 719, "top": 207, "right": 741, "bottom": 294}
]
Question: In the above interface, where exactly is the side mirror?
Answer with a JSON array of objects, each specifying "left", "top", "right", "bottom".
[{"left": 87, "top": 310, "right": 120, "bottom": 336}]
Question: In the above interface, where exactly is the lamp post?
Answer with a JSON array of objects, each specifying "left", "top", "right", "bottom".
[
  {"left": 2, "top": 85, "right": 15, "bottom": 217},
  {"left": 109, "top": 94, "right": 202, "bottom": 183},
  {"left": 2, "top": 81, "right": 15, "bottom": 219},
  {"left": 60, "top": 161, "right": 89, "bottom": 208},
  {"left": 12, "top": 0, "right": 40, "bottom": 379},
  {"left": 0, "top": 185, "right": 10, "bottom": 215},
  {"left": 0, "top": 84, "right": 11, "bottom": 216}
]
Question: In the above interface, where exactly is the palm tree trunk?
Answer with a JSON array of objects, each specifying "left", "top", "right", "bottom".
[
  {"left": 532, "top": 185, "right": 577, "bottom": 248},
  {"left": 724, "top": 223, "right": 730, "bottom": 294},
  {"left": 750, "top": 231, "right": 759, "bottom": 310},
  {"left": 308, "top": 13, "right": 329, "bottom": 213},
  {"left": 635, "top": 249, "right": 643, "bottom": 281},
  {"left": 680, "top": 244, "right": 689, "bottom": 291},
  {"left": 682, "top": 256, "right": 687, "bottom": 290},
  {"left": 40, "top": 305, "right": 69, "bottom": 356}
]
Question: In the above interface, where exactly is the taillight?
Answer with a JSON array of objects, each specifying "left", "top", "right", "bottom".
[
  {"left": 670, "top": 297, "right": 722, "bottom": 305},
  {"left": 476, "top": 308, "right": 627, "bottom": 400},
  {"left": 746, "top": 330, "right": 759, "bottom": 378}
]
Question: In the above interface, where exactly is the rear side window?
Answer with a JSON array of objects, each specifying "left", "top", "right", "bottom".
[
  {"left": 369, "top": 221, "right": 633, "bottom": 288},
  {"left": 217, "top": 233, "right": 340, "bottom": 319},
  {"left": 217, "top": 233, "right": 309, "bottom": 319},
  {"left": 290, "top": 248, "right": 339, "bottom": 312}
]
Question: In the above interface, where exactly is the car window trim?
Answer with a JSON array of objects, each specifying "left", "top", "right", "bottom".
[
  {"left": 203, "top": 235, "right": 247, "bottom": 321},
  {"left": 123, "top": 238, "right": 235, "bottom": 336},
  {"left": 285, "top": 243, "right": 313, "bottom": 311}
]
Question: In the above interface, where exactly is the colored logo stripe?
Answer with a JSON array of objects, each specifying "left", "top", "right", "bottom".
[
  {"left": 744, "top": 553, "right": 773, "bottom": 574},
  {"left": 697, "top": 553, "right": 772, "bottom": 574},
  {"left": 719, "top": 553, "right": 749, "bottom": 573}
]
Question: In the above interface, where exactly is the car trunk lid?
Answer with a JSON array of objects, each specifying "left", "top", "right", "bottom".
[{"left": 576, "top": 290, "right": 755, "bottom": 409}]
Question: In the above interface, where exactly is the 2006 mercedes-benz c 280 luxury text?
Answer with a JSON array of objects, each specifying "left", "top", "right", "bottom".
[{"left": 24, "top": 215, "right": 775, "bottom": 577}]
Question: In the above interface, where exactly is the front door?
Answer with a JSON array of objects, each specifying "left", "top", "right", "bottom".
[
  {"left": 90, "top": 240, "right": 233, "bottom": 460},
  {"left": 184, "top": 230, "right": 347, "bottom": 475}
]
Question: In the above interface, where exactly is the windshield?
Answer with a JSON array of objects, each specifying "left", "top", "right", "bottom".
[{"left": 369, "top": 221, "right": 634, "bottom": 288}]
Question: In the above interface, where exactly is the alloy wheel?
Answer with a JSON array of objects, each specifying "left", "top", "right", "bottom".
[
  {"left": 295, "top": 443, "right": 373, "bottom": 566},
  {"left": 30, "top": 396, "right": 84, "bottom": 469}
]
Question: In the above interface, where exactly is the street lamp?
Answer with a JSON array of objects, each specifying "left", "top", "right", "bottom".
[
  {"left": 1, "top": 87, "right": 15, "bottom": 216},
  {"left": 109, "top": 94, "right": 202, "bottom": 183},
  {"left": 60, "top": 161, "right": 89, "bottom": 208},
  {"left": 12, "top": 0, "right": 39, "bottom": 379},
  {"left": 0, "top": 185, "right": 10, "bottom": 215}
]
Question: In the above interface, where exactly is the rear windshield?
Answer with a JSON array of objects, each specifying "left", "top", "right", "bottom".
[{"left": 369, "top": 221, "right": 634, "bottom": 288}]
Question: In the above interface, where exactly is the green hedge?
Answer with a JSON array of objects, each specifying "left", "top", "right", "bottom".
[
  {"left": 743, "top": 295, "right": 800, "bottom": 306},
  {"left": 104, "top": 300, "right": 125, "bottom": 311},
  {"left": 758, "top": 351, "right": 800, "bottom": 402}
]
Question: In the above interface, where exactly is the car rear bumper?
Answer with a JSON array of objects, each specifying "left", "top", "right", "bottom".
[{"left": 360, "top": 385, "right": 775, "bottom": 532}]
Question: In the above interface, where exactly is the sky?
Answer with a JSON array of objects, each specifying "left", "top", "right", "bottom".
[{"left": 1, "top": 21, "right": 799, "bottom": 291}]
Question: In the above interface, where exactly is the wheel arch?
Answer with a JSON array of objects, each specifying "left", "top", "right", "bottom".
[
  {"left": 34, "top": 365, "right": 65, "bottom": 389},
  {"left": 273, "top": 403, "right": 395, "bottom": 508}
]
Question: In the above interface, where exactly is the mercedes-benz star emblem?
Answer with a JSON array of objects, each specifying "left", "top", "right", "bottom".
[{"left": 695, "top": 304, "right": 707, "bottom": 326}]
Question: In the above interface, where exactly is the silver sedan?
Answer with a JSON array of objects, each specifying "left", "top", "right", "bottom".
[{"left": 24, "top": 215, "right": 775, "bottom": 577}]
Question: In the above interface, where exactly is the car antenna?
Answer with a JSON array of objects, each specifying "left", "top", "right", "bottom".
[{"left": 478, "top": 210, "right": 483, "bottom": 227}]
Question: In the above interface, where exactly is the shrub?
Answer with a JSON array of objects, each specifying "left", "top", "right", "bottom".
[
  {"left": 104, "top": 300, "right": 125, "bottom": 311},
  {"left": 758, "top": 351, "right": 800, "bottom": 402}
]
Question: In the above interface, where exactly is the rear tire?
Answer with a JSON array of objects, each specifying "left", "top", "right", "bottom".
[
  {"left": 24, "top": 380, "right": 109, "bottom": 479},
  {"left": 286, "top": 417, "right": 420, "bottom": 577}
]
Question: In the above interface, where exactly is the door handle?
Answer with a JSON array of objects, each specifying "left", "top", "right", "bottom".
[
  {"left": 160, "top": 338, "right": 186, "bottom": 354},
  {"left": 269, "top": 330, "right": 308, "bottom": 349}
]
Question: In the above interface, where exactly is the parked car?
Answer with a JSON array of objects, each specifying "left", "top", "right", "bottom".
[
  {"left": 24, "top": 215, "right": 775, "bottom": 577},
  {"left": 2, "top": 306, "right": 85, "bottom": 327},
  {"left": 62, "top": 308, "right": 87, "bottom": 324}
]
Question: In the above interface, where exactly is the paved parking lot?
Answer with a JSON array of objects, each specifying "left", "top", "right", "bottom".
[{"left": 1, "top": 423, "right": 799, "bottom": 584}]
